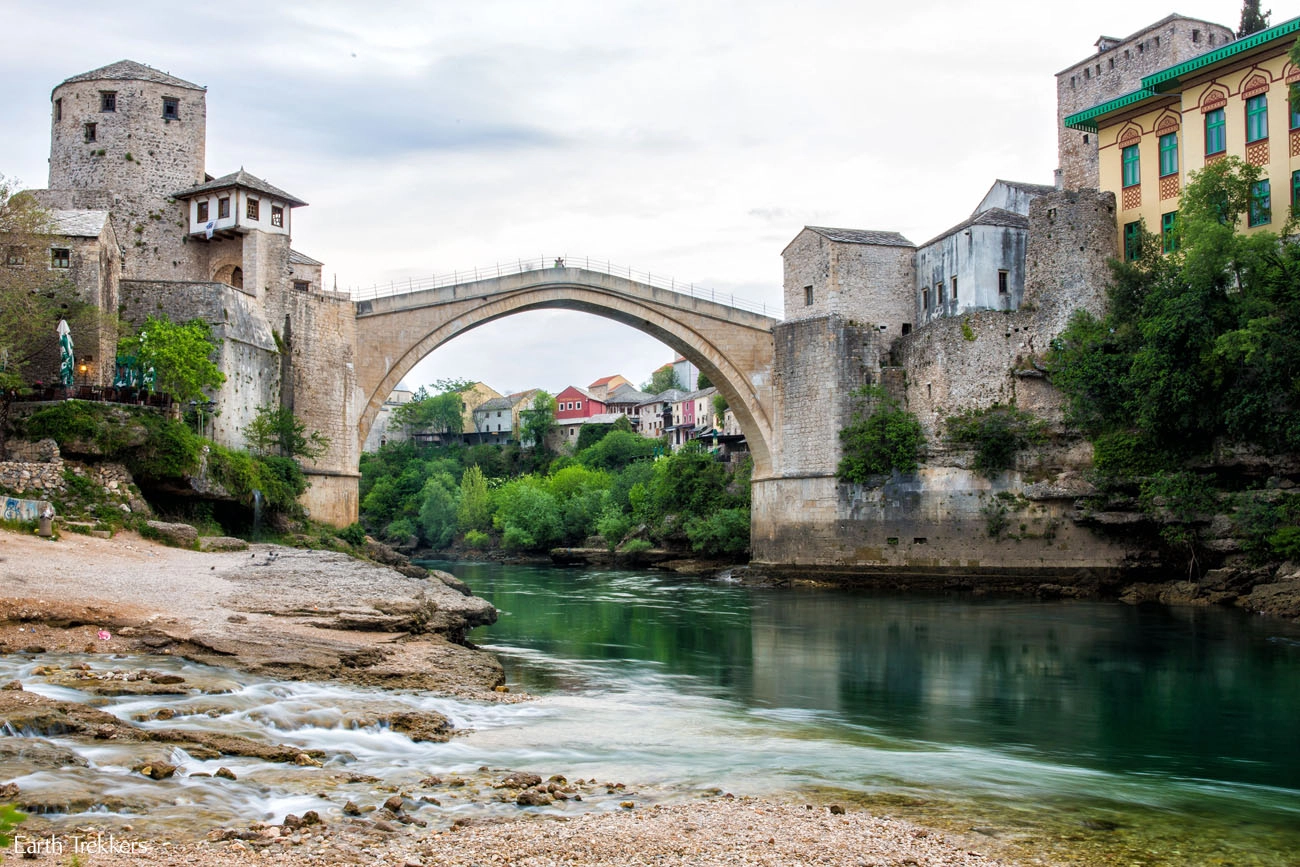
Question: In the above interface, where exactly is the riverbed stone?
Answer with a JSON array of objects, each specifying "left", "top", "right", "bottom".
[
  {"left": 145, "top": 520, "right": 199, "bottom": 548},
  {"left": 200, "top": 536, "right": 250, "bottom": 552},
  {"left": 516, "top": 789, "right": 552, "bottom": 806}
]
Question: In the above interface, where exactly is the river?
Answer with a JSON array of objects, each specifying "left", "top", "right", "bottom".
[{"left": 3, "top": 561, "right": 1299, "bottom": 865}]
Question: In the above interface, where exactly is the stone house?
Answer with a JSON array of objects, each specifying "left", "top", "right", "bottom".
[
  {"left": 362, "top": 386, "right": 414, "bottom": 452},
  {"left": 470, "top": 396, "right": 514, "bottom": 444},
  {"left": 586, "top": 374, "right": 631, "bottom": 402},
  {"left": 1064, "top": 14, "right": 1300, "bottom": 258}
]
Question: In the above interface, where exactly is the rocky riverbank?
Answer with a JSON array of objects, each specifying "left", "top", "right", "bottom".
[{"left": 0, "top": 528, "right": 505, "bottom": 696}]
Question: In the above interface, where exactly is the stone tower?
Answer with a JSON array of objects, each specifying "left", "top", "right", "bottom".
[
  {"left": 1056, "top": 15, "right": 1233, "bottom": 189},
  {"left": 47, "top": 60, "right": 209, "bottom": 279}
]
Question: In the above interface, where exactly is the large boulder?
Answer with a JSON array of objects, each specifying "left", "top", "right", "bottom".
[{"left": 145, "top": 520, "right": 198, "bottom": 548}]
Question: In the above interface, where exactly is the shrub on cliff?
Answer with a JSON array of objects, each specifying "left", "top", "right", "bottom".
[
  {"left": 837, "top": 386, "right": 924, "bottom": 484},
  {"left": 944, "top": 404, "right": 1047, "bottom": 477}
]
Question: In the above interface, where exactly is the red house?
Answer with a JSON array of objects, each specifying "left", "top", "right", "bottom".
[{"left": 554, "top": 386, "right": 605, "bottom": 421}]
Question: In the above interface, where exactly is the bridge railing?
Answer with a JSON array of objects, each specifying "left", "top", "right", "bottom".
[{"left": 349, "top": 256, "right": 776, "bottom": 317}]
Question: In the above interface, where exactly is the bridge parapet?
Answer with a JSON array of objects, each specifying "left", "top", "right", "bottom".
[{"left": 353, "top": 257, "right": 779, "bottom": 320}]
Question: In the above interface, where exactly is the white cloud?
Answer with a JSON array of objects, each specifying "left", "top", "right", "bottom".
[{"left": 0, "top": 0, "right": 1242, "bottom": 395}]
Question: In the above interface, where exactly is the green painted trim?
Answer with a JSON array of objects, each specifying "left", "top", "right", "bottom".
[
  {"left": 1144, "top": 17, "right": 1300, "bottom": 92},
  {"left": 1063, "top": 88, "right": 1158, "bottom": 132}
]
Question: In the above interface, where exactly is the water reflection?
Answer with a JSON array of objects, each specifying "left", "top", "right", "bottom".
[{"left": 448, "top": 563, "right": 1300, "bottom": 793}]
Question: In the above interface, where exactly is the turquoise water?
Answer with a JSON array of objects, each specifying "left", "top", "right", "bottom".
[{"left": 439, "top": 562, "right": 1300, "bottom": 865}]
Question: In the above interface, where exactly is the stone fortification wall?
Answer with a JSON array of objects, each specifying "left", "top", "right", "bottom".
[
  {"left": 1056, "top": 16, "right": 1233, "bottom": 189},
  {"left": 261, "top": 286, "right": 361, "bottom": 526},
  {"left": 896, "top": 189, "right": 1116, "bottom": 437},
  {"left": 0, "top": 439, "right": 137, "bottom": 507},
  {"left": 769, "top": 315, "right": 881, "bottom": 479},
  {"left": 48, "top": 73, "right": 209, "bottom": 281}
]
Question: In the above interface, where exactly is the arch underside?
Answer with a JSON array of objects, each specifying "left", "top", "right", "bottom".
[{"left": 357, "top": 286, "right": 774, "bottom": 475}]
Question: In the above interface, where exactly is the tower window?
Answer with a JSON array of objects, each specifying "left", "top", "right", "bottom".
[
  {"left": 50, "top": 248, "right": 71, "bottom": 269},
  {"left": 162, "top": 97, "right": 180, "bottom": 120},
  {"left": 998, "top": 270, "right": 1009, "bottom": 294},
  {"left": 246, "top": 198, "right": 260, "bottom": 220},
  {"left": 951, "top": 276, "right": 957, "bottom": 303},
  {"left": 197, "top": 201, "right": 209, "bottom": 222},
  {"left": 218, "top": 197, "right": 230, "bottom": 219},
  {"left": 6, "top": 246, "right": 25, "bottom": 266},
  {"left": 293, "top": 280, "right": 310, "bottom": 292},
  {"left": 804, "top": 285, "right": 813, "bottom": 306},
  {"left": 1192, "top": 29, "right": 1200, "bottom": 42},
  {"left": 100, "top": 91, "right": 116, "bottom": 112},
  {"left": 271, "top": 205, "right": 284, "bottom": 228},
  {"left": 84, "top": 123, "right": 96, "bottom": 143},
  {"left": 54, "top": 98, "right": 62, "bottom": 122}
]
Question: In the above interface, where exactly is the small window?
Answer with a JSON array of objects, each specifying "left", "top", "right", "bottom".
[
  {"left": 937, "top": 281, "right": 945, "bottom": 305},
  {"left": 1292, "top": 94, "right": 1300, "bottom": 131},
  {"left": 576, "top": 401, "right": 582, "bottom": 410},
  {"left": 1246, "top": 94, "right": 1268, "bottom": 143},
  {"left": 271, "top": 205, "right": 284, "bottom": 228},
  {"left": 1249, "top": 179, "right": 1271, "bottom": 227},
  {"left": 1159, "top": 132, "right": 1178, "bottom": 177},
  {"left": 1293, "top": 170, "right": 1300, "bottom": 207},
  {"left": 246, "top": 198, "right": 260, "bottom": 220},
  {"left": 1084, "top": 67, "right": 1091, "bottom": 80},
  {"left": 1123, "top": 221, "right": 1141, "bottom": 261},
  {"left": 1161, "top": 212, "right": 1179, "bottom": 253},
  {"left": 5, "top": 246, "right": 25, "bottom": 266},
  {"left": 1109, "top": 58, "right": 1115, "bottom": 69},
  {"left": 1083, "top": 133, "right": 1089, "bottom": 144},
  {"left": 84, "top": 122, "right": 96, "bottom": 143},
  {"left": 162, "top": 97, "right": 180, "bottom": 120},
  {"left": 921, "top": 288, "right": 929, "bottom": 311},
  {"left": 1192, "top": 28, "right": 1200, "bottom": 43},
  {"left": 1205, "top": 108, "right": 1226, "bottom": 155},
  {"left": 951, "top": 276, "right": 957, "bottom": 303},
  {"left": 1138, "top": 42, "right": 1144, "bottom": 54},
  {"left": 901, "top": 323, "right": 912, "bottom": 336},
  {"left": 998, "top": 270, "right": 1009, "bottom": 294},
  {"left": 1122, "top": 144, "right": 1140, "bottom": 188},
  {"left": 196, "top": 201, "right": 209, "bottom": 222},
  {"left": 54, "top": 98, "right": 62, "bottom": 122},
  {"left": 218, "top": 197, "right": 230, "bottom": 219},
  {"left": 804, "top": 285, "right": 813, "bottom": 306},
  {"left": 51, "top": 248, "right": 71, "bottom": 269},
  {"left": 293, "top": 280, "right": 310, "bottom": 292},
  {"left": 100, "top": 91, "right": 116, "bottom": 112}
]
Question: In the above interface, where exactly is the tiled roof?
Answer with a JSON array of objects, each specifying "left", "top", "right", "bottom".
[
  {"left": 804, "top": 226, "right": 914, "bottom": 247},
  {"left": 641, "top": 388, "right": 686, "bottom": 406},
  {"left": 60, "top": 60, "right": 204, "bottom": 92},
  {"left": 608, "top": 384, "right": 655, "bottom": 404},
  {"left": 50, "top": 209, "right": 110, "bottom": 237},
  {"left": 992, "top": 179, "right": 1056, "bottom": 196},
  {"left": 475, "top": 397, "right": 514, "bottom": 412},
  {"left": 918, "top": 208, "right": 1028, "bottom": 249},
  {"left": 173, "top": 168, "right": 307, "bottom": 207},
  {"left": 289, "top": 249, "right": 322, "bottom": 266}
]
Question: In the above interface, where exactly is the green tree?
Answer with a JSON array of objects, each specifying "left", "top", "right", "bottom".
[
  {"left": 0, "top": 176, "right": 100, "bottom": 457},
  {"left": 244, "top": 405, "right": 329, "bottom": 459},
  {"left": 697, "top": 371, "right": 712, "bottom": 390},
  {"left": 1238, "top": 0, "right": 1270, "bottom": 36},
  {"left": 836, "top": 386, "right": 925, "bottom": 483},
  {"left": 418, "top": 470, "right": 460, "bottom": 548},
  {"left": 392, "top": 384, "right": 467, "bottom": 436},
  {"left": 493, "top": 477, "right": 563, "bottom": 550},
  {"left": 121, "top": 314, "right": 225, "bottom": 404},
  {"left": 520, "top": 390, "right": 557, "bottom": 453},
  {"left": 578, "top": 429, "right": 657, "bottom": 472},
  {"left": 642, "top": 365, "right": 682, "bottom": 394},
  {"left": 456, "top": 464, "right": 491, "bottom": 533}
]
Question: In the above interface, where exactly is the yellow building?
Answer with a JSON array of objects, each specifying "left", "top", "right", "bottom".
[{"left": 1065, "top": 16, "right": 1300, "bottom": 257}]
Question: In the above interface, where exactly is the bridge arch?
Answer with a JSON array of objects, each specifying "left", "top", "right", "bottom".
[{"left": 353, "top": 268, "right": 777, "bottom": 475}]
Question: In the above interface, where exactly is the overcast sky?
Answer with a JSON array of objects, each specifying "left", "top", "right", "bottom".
[{"left": 0, "top": 0, "right": 1243, "bottom": 397}]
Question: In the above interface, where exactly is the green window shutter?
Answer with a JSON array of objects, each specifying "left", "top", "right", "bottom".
[
  {"left": 1293, "top": 170, "right": 1300, "bottom": 207},
  {"left": 1206, "top": 109, "right": 1226, "bottom": 155},
  {"left": 1159, "top": 132, "right": 1178, "bottom": 177},
  {"left": 1291, "top": 95, "right": 1300, "bottom": 131},
  {"left": 1123, "top": 221, "right": 1141, "bottom": 261},
  {"left": 1249, "top": 179, "right": 1271, "bottom": 226},
  {"left": 1161, "top": 212, "right": 1179, "bottom": 253},
  {"left": 1122, "top": 144, "right": 1141, "bottom": 188},
  {"left": 1246, "top": 95, "right": 1268, "bottom": 143}
]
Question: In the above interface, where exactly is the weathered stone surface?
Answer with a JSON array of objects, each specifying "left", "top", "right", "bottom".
[
  {"left": 145, "top": 520, "right": 198, "bottom": 548},
  {"left": 199, "top": 536, "right": 250, "bottom": 552}
]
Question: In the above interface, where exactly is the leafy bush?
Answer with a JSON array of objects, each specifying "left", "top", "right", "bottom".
[
  {"left": 456, "top": 465, "right": 492, "bottom": 532},
  {"left": 337, "top": 522, "right": 366, "bottom": 547},
  {"left": 1236, "top": 492, "right": 1300, "bottom": 563},
  {"left": 596, "top": 506, "right": 633, "bottom": 551},
  {"left": 837, "top": 386, "right": 924, "bottom": 483},
  {"left": 463, "top": 529, "right": 490, "bottom": 548},
  {"left": 685, "top": 508, "right": 750, "bottom": 557},
  {"left": 945, "top": 404, "right": 1046, "bottom": 476},
  {"left": 620, "top": 538, "right": 653, "bottom": 555},
  {"left": 418, "top": 472, "right": 459, "bottom": 548},
  {"left": 493, "top": 479, "right": 563, "bottom": 551},
  {"left": 577, "top": 430, "right": 657, "bottom": 472},
  {"left": 1091, "top": 430, "right": 1174, "bottom": 477},
  {"left": 384, "top": 516, "right": 418, "bottom": 543}
]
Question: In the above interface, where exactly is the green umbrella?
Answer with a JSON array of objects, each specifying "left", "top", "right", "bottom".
[{"left": 57, "top": 319, "right": 74, "bottom": 388}]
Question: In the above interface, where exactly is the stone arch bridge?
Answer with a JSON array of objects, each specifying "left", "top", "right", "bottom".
[{"left": 352, "top": 265, "right": 780, "bottom": 475}]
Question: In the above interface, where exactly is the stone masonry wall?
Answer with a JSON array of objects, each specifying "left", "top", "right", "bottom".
[
  {"left": 1056, "top": 16, "right": 1233, "bottom": 189},
  {"left": 832, "top": 242, "right": 916, "bottom": 338},
  {"left": 769, "top": 315, "right": 881, "bottom": 479},
  {"left": 782, "top": 230, "right": 831, "bottom": 320}
]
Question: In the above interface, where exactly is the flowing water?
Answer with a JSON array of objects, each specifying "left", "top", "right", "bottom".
[{"left": 3, "top": 561, "right": 1300, "bottom": 864}]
